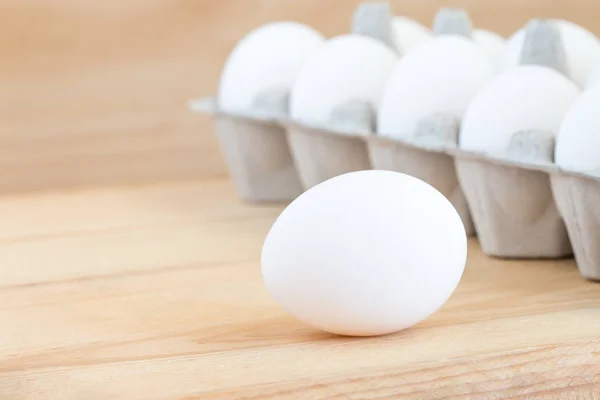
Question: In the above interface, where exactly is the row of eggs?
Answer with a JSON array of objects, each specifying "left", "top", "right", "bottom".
[{"left": 217, "top": 4, "right": 600, "bottom": 174}]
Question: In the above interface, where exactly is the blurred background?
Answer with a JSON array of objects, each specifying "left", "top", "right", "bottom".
[{"left": 2, "top": 0, "right": 598, "bottom": 194}]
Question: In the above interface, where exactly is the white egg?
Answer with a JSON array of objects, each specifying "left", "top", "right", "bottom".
[
  {"left": 502, "top": 19, "right": 600, "bottom": 87},
  {"left": 460, "top": 65, "right": 580, "bottom": 153},
  {"left": 555, "top": 86, "right": 600, "bottom": 172},
  {"left": 473, "top": 29, "right": 505, "bottom": 70},
  {"left": 261, "top": 170, "right": 467, "bottom": 337},
  {"left": 586, "top": 62, "right": 600, "bottom": 88},
  {"left": 218, "top": 22, "right": 325, "bottom": 115},
  {"left": 378, "top": 35, "right": 494, "bottom": 138},
  {"left": 392, "top": 16, "right": 431, "bottom": 52},
  {"left": 290, "top": 34, "right": 399, "bottom": 131}
]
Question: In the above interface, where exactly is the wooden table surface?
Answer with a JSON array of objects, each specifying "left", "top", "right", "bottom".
[
  {"left": 1, "top": 178, "right": 600, "bottom": 399},
  {"left": 3, "top": 1, "right": 600, "bottom": 398}
]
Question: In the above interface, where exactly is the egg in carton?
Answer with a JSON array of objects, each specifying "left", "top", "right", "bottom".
[
  {"left": 368, "top": 8, "right": 496, "bottom": 236},
  {"left": 282, "top": 2, "right": 400, "bottom": 189},
  {"left": 189, "top": 22, "right": 325, "bottom": 202},
  {"left": 454, "top": 19, "right": 582, "bottom": 259}
]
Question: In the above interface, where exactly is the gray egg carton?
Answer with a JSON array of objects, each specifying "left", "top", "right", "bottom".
[{"left": 190, "top": 2, "right": 600, "bottom": 281}]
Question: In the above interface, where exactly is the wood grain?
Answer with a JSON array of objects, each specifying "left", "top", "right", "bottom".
[
  {"left": 3, "top": 0, "right": 600, "bottom": 193},
  {"left": 1, "top": 179, "right": 600, "bottom": 399}
]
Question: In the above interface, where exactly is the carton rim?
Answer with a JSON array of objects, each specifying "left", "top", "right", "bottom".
[{"left": 191, "top": 95, "right": 600, "bottom": 183}]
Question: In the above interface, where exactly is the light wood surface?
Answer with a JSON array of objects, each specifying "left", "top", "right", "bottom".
[
  {"left": 1, "top": 179, "right": 600, "bottom": 399},
  {"left": 3, "top": 1, "right": 600, "bottom": 398},
  {"left": 3, "top": 0, "right": 600, "bottom": 193}
]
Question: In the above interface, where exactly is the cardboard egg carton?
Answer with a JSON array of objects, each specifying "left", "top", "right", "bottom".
[
  {"left": 453, "top": 144, "right": 600, "bottom": 281},
  {"left": 189, "top": 94, "right": 303, "bottom": 203},
  {"left": 366, "top": 115, "right": 600, "bottom": 281},
  {"left": 284, "top": 105, "right": 373, "bottom": 190}
]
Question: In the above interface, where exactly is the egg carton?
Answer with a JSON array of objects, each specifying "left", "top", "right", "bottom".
[
  {"left": 190, "top": 4, "right": 498, "bottom": 233},
  {"left": 277, "top": 14, "right": 600, "bottom": 281},
  {"left": 284, "top": 115, "right": 373, "bottom": 190},
  {"left": 368, "top": 19, "right": 580, "bottom": 262},
  {"left": 189, "top": 97, "right": 303, "bottom": 203},
  {"left": 455, "top": 144, "right": 600, "bottom": 281},
  {"left": 191, "top": 2, "right": 600, "bottom": 280},
  {"left": 371, "top": 128, "right": 600, "bottom": 281},
  {"left": 283, "top": 112, "right": 600, "bottom": 279}
]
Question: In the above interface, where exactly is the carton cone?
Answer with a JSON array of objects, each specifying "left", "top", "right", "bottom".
[
  {"left": 551, "top": 170, "right": 600, "bottom": 280},
  {"left": 455, "top": 131, "right": 571, "bottom": 257},
  {"left": 286, "top": 100, "right": 373, "bottom": 189},
  {"left": 189, "top": 93, "right": 303, "bottom": 202},
  {"left": 351, "top": 1, "right": 402, "bottom": 54},
  {"left": 432, "top": 7, "right": 473, "bottom": 38},
  {"left": 369, "top": 114, "right": 475, "bottom": 235}
]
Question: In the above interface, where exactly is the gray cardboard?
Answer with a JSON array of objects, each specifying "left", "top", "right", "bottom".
[
  {"left": 551, "top": 174, "right": 600, "bottom": 281},
  {"left": 454, "top": 135, "right": 572, "bottom": 258},
  {"left": 189, "top": 96, "right": 303, "bottom": 202},
  {"left": 284, "top": 100, "right": 374, "bottom": 189},
  {"left": 432, "top": 8, "right": 472, "bottom": 38},
  {"left": 520, "top": 19, "right": 569, "bottom": 78},
  {"left": 451, "top": 141, "right": 600, "bottom": 279},
  {"left": 369, "top": 114, "right": 475, "bottom": 236},
  {"left": 351, "top": 1, "right": 401, "bottom": 54}
]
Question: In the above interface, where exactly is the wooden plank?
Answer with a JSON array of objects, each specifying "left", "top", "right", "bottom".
[{"left": 0, "top": 180, "right": 281, "bottom": 241}]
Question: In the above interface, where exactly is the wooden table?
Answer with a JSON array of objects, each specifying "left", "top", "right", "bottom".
[
  {"left": 3, "top": 1, "right": 600, "bottom": 398},
  {"left": 1, "top": 179, "right": 600, "bottom": 399}
]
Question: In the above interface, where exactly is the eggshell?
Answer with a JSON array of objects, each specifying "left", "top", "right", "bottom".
[
  {"left": 377, "top": 35, "right": 494, "bottom": 138},
  {"left": 392, "top": 16, "right": 431, "bottom": 52},
  {"left": 555, "top": 86, "right": 600, "bottom": 172},
  {"left": 290, "top": 34, "right": 399, "bottom": 131},
  {"left": 218, "top": 22, "right": 325, "bottom": 115},
  {"left": 261, "top": 170, "right": 467, "bottom": 337},
  {"left": 502, "top": 19, "right": 600, "bottom": 87},
  {"left": 473, "top": 29, "right": 505, "bottom": 70},
  {"left": 586, "top": 62, "right": 600, "bottom": 88},
  {"left": 460, "top": 65, "right": 580, "bottom": 153}
]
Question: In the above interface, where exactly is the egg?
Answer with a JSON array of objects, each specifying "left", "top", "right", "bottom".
[
  {"left": 261, "top": 170, "right": 467, "bottom": 337},
  {"left": 392, "top": 16, "right": 431, "bottom": 52},
  {"left": 218, "top": 22, "right": 325, "bottom": 115},
  {"left": 473, "top": 29, "right": 505, "bottom": 70},
  {"left": 377, "top": 35, "right": 494, "bottom": 138},
  {"left": 586, "top": 62, "right": 600, "bottom": 88},
  {"left": 460, "top": 65, "right": 580, "bottom": 153},
  {"left": 289, "top": 34, "right": 399, "bottom": 132},
  {"left": 502, "top": 19, "right": 600, "bottom": 87},
  {"left": 555, "top": 86, "right": 600, "bottom": 173}
]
